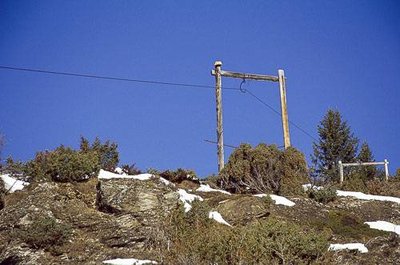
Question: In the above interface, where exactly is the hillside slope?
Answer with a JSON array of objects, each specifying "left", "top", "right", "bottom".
[{"left": 0, "top": 171, "right": 399, "bottom": 264}]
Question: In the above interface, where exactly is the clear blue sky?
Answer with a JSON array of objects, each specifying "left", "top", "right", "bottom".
[{"left": 1, "top": 1, "right": 399, "bottom": 177}]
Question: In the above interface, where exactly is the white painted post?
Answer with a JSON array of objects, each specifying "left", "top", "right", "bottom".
[
  {"left": 384, "top": 159, "right": 389, "bottom": 181},
  {"left": 338, "top": 160, "right": 344, "bottom": 184}
]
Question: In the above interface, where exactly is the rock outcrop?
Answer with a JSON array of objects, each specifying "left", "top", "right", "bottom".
[
  {"left": 0, "top": 177, "right": 178, "bottom": 264},
  {"left": 1, "top": 173, "right": 400, "bottom": 264}
]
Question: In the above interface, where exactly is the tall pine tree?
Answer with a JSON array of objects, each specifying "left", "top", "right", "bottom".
[
  {"left": 357, "top": 142, "right": 376, "bottom": 181},
  {"left": 312, "top": 109, "right": 359, "bottom": 182}
]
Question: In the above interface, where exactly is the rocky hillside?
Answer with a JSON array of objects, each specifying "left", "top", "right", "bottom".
[{"left": 0, "top": 170, "right": 399, "bottom": 264}]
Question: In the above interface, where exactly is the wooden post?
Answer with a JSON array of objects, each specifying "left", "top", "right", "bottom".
[
  {"left": 340, "top": 160, "right": 390, "bottom": 183},
  {"left": 278, "top": 69, "right": 291, "bottom": 149},
  {"left": 384, "top": 159, "right": 389, "bottom": 181},
  {"left": 210, "top": 63, "right": 292, "bottom": 171},
  {"left": 214, "top": 61, "right": 224, "bottom": 172},
  {"left": 338, "top": 160, "right": 344, "bottom": 184}
]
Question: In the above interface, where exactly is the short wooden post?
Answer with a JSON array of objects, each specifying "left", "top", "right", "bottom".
[
  {"left": 384, "top": 159, "right": 389, "bottom": 181},
  {"left": 214, "top": 61, "right": 225, "bottom": 172},
  {"left": 338, "top": 160, "right": 344, "bottom": 184},
  {"left": 278, "top": 69, "right": 291, "bottom": 149}
]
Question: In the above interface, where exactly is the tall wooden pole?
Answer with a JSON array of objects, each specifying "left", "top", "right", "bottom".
[
  {"left": 211, "top": 63, "right": 293, "bottom": 170},
  {"left": 278, "top": 69, "right": 291, "bottom": 149},
  {"left": 214, "top": 61, "right": 224, "bottom": 172}
]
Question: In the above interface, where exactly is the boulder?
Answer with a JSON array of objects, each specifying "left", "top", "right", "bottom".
[
  {"left": 0, "top": 177, "right": 179, "bottom": 264},
  {"left": 96, "top": 178, "right": 178, "bottom": 225}
]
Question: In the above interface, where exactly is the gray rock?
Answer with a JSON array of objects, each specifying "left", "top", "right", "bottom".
[
  {"left": 96, "top": 178, "right": 178, "bottom": 225},
  {"left": 0, "top": 177, "right": 179, "bottom": 264}
]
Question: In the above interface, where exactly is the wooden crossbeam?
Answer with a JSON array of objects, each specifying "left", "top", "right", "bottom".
[
  {"left": 211, "top": 69, "right": 279, "bottom": 82},
  {"left": 211, "top": 61, "right": 291, "bottom": 173}
]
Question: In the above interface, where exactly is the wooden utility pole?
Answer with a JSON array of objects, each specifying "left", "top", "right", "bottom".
[
  {"left": 214, "top": 61, "right": 224, "bottom": 172},
  {"left": 211, "top": 61, "right": 292, "bottom": 173},
  {"left": 278, "top": 69, "right": 291, "bottom": 149}
]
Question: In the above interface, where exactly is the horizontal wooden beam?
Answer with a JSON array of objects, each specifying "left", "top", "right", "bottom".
[
  {"left": 341, "top": 161, "right": 388, "bottom": 167},
  {"left": 211, "top": 69, "right": 279, "bottom": 82}
]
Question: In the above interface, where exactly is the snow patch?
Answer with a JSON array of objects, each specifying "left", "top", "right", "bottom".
[
  {"left": 196, "top": 184, "right": 231, "bottom": 195},
  {"left": 98, "top": 169, "right": 153, "bottom": 181},
  {"left": 159, "top": 177, "right": 175, "bottom": 186},
  {"left": 177, "top": 189, "right": 203, "bottom": 212},
  {"left": 103, "top": 258, "right": 157, "bottom": 265},
  {"left": 209, "top": 211, "right": 232, "bottom": 227},
  {"left": 336, "top": 190, "right": 400, "bottom": 204},
  {"left": 302, "top": 184, "right": 323, "bottom": 191},
  {"left": 254, "top": 194, "right": 295, "bottom": 207},
  {"left": 270, "top": 194, "right": 296, "bottom": 207},
  {"left": 0, "top": 174, "right": 29, "bottom": 193},
  {"left": 114, "top": 167, "right": 126, "bottom": 175},
  {"left": 364, "top": 221, "right": 400, "bottom": 235},
  {"left": 303, "top": 183, "right": 400, "bottom": 204},
  {"left": 329, "top": 243, "right": 368, "bottom": 253}
]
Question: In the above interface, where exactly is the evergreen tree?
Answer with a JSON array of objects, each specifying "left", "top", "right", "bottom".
[
  {"left": 312, "top": 109, "right": 359, "bottom": 182},
  {"left": 357, "top": 142, "right": 376, "bottom": 181},
  {"left": 80, "top": 136, "right": 119, "bottom": 171},
  {"left": 79, "top": 136, "right": 90, "bottom": 152}
]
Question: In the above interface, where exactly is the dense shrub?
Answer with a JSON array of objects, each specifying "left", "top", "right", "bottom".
[
  {"left": 2, "top": 157, "right": 27, "bottom": 177},
  {"left": 218, "top": 143, "right": 308, "bottom": 195},
  {"left": 15, "top": 216, "right": 72, "bottom": 250},
  {"left": 308, "top": 187, "right": 337, "bottom": 204},
  {"left": 340, "top": 171, "right": 368, "bottom": 193},
  {"left": 17, "top": 137, "right": 119, "bottom": 182},
  {"left": 311, "top": 210, "right": 387, "bottom": 240},
  {"left": 203, "top": 174, "right": 220, "bottom": 188},
  {"left": 120, "top": 163, "right": 142, "bottom": 175},
  {"left": 366, "top": 178, "right": 400, "bottom": 197},
  {"left": 162, "top": 202, "right": 328, "bottom": 264},
  {"left": 48, "top": 146, "right": 100, "bottom": 182},
  {"left": 80, "top": 137, "right": 119, "bottom": 171},
  {"left": 26, "top": 146, "right": 100, "bottom": 182},
  {"left": 159, "top": 168, "right": 199, "bottom": 184}
]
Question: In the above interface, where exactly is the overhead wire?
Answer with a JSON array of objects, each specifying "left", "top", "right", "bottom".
[
  {"left": 0, "top": 65, "right": 240, "bottom": 91},
  {"left": 238, "top": 78, "right": 317, "bottom": 141},
  {"left": 0, "top": 65, "right": 316, "bottom": 141}
]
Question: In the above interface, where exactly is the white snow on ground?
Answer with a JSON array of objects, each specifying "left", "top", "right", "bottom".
[
  {"left": 254, "top": 194, "right": 295, "bottom": 207},
  {"left": 270, "top": 194, "right": 296, "bottom": 206},
  {"left": 302, "top": 184, "right": 323, "bottom": 191},
  {"left": 209, "top": 211, "right": 232, "bottom": 227},
  {"left": 98, "top": 169, "right": 153, "bottom": 181},
  {"left": 103, "top": 258, "right": 157, "bottom": 265},
  {"left": 302, "top": 183, "right": 400, "bottom": 204},
  {"left": 98, "top": 170, "right": 176, "bottom": 187},
  {"left": 328, "top": 243, "right": 368, "bottom": 253},
  {"left": 364, "top": 221, "right": 400, "bottom": 235},
  {"left": 0, "top": 174, "right": 29, "bottom": 193},
  {"left": 196, "top": 184, "right": 231, "bottom": 195},
  {"left": 177, "top": 189, "right": 203, "bottom": 212},
  {"left": 336, "top": 190, "right": 400, "bottom": 204},
  {"left": 158, "top": 177, "right": 175, "bottom": 186},
  {"left": 114, "top": 167, "right": 126, "bottom": 175}
]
